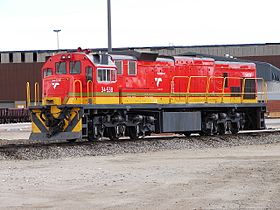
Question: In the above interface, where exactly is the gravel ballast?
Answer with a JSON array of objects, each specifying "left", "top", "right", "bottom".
[{"left": 0, "top": 131, "right": 280, "bottom": 160}]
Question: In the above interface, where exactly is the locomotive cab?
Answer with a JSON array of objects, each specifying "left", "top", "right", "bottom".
[
  {"left": 29, "top": 52, "right": 118, "bottom": 141},
  {"left": 41, "top": 52, "right": 117, "bottom": 105}
]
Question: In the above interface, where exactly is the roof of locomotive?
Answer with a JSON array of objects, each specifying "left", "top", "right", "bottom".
[
  {"left": 179, "top": 52, "right": 280, "bottom": 80},
  {"left": 110, "top": 50, "right": 158, "bottom": 61},
  {"left": 53, "top": 51, "right": 253, "bottom": 67},
  {"left": 50, "top": 50, "right": 280, "bottom": 81},
  {"left": 109, "top": 50, "right": 215, "bottom": 63}
]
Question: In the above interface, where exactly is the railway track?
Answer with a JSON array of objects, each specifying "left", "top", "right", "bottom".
[{"left": 1, "top": 130, "right": 280, "bottom": 160}]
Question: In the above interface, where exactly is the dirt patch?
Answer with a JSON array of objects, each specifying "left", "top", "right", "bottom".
[{"left": 0, "top": 143, "right": 280, "bottom": 209}]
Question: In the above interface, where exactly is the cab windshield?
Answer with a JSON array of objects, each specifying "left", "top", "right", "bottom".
[
  {"left": 56, "top": 62, "right": 66, "bottom": 74},
  {"left": 70, "top": 61, "right": 81, "bottom": 74}
]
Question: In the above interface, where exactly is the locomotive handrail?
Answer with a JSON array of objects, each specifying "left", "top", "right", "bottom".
[
  {"left": 170, "top": 76, "right": 267, "bottom": 104},
  {"left": 170, "top": 76, "right": 190, "bottom": 103},
  {"left": 26, "top": 82, "right": 31, "bottom": 107},
  {"left": 86, "top": 80, "right": 94, "bottom": 104},
  {"left": 206, "top": 76, "right": 226, "bottom": 103},
  {"left": 34, "top": 82, "right": 40, "bottom": 106},
  {"left": 224, "top": 76, "right": 243, "bottom": 102},
  {"left": 265, "top": 82, "right": 268, "bottom": 102},
  {"left": 242, "top": 78, "right": 267, "bottom": 103},
  {"left": 257, "top": 77, "right": 267, "bottom": 102},
  {"left": 187, "top": 76, "right": 208, "bottom": 103},
  {"left": 170, "top": 75, "right": 211, "bottom": 103},
  {"left": 73, "top": 80, "right": 83, "bottom": 104},
  {"left": 241, "top": 78, "right": 246, "bottom": 103}
]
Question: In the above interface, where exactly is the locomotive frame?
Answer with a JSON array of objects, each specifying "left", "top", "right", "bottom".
[{"left": 28, "top": 50, "right": 267, "bottom": 141}]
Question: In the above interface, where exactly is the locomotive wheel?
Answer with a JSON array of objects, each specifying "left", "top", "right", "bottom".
[
  {"left": 128, "top": 126, "right": 143, "bottom": 140},
  {"left": 183, "top": 132, "right": 192, "bottom": 137},
  {"left": 108, "top": 127, "right": 119, "bottom": 141},
  {"left": 88, "top": 124, "right": 102, "bottom": 141},
  {"left": 199, "top": 131, "right": 207, "bottom": 136},
  {"left": 128, "top": 127, "right": 139, "bottom": 140},
  {"left": 88, "top": 135, "right": 100, "bottom": 142},
  {"left": 231, "top": 122, "right": 240, "bottom": 134},
  {"left": 217, "top": 123, "right": 226, "bottom": 135}
]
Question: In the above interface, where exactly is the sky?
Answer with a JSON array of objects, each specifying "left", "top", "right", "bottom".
[{"left": 0, "top": 0, "right": 279, "bottom": 51}]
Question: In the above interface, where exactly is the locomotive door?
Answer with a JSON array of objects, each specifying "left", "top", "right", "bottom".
[
  {"left": 229, "top": 73, "right": 242, "bottom": 103},
  {"left": 243, "top": 79, "right": 256, "bottom": 100},
  {"left": 86, "top": 66, "right": 94, "bottom": 104}
]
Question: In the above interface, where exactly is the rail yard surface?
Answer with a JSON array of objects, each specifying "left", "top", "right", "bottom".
[{"left": 1, "top": 122, "right": 280, "bottom": 209}]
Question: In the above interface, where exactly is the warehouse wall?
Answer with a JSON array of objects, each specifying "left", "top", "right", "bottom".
[
  {"left": 0, "top": 63, "right": 43, "bottom": 102},
  {"left": 2, "top": 43, "right": 280, "bottom": 64},
  {"left": 0, "top": 52, "right": 52, "bottom": 63},
  {"left": 0, "top": 43, "right": 280, "bottom": 111},
  {"left": 152, "top": 43, "right": 280, "bottom": 57}
]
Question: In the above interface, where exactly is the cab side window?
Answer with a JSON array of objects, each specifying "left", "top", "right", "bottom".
[
  {"left": 86, "top": 66, "right": 93, "bottom": 81},
  {"left": 128, "top": 61, "right": 136, "bottom": 75},
  {"left": 97, "top": 68, "right": 116, "bottom": 82},
  {"left": 43, "top": 68, "right": 53, "bottom": 77},
  {"left": 115, "top": 60, "right": 123, "bottom": 75},
  {"left": 56, "top": 62, "right": 66, "bottom": 74}
]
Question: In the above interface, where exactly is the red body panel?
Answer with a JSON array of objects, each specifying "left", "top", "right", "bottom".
[{"left": 41, "top": 52, "right": 257, "bottom": 103}]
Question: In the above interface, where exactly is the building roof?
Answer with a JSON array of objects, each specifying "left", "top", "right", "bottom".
[{"left": 1, "top": 42, "right": 280, "bottom": 53}]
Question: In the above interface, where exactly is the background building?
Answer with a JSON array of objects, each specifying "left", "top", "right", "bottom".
[{"left": 1, "top": 43, "right": 280, "bottom": 115}]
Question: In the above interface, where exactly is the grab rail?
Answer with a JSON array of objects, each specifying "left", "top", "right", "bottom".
[
  {"left": 34, "top": 82, "right": 40, "bottom": 105},
  {"left": 242, "top": 78, "right": 267, "bottom": 103},
  {"left": 26, "top": 81, "right": 40, "bottom": 107},
  {"left": 187, "top": 76, "right": 208, "bottom": 103},
  {"left": 73, "top": 80, "right": 83, "bottom": 104},
  {"left": 170, "top": 76, "right": 267, "bottom": 104},
  {"left": 265, "top": 82, "right": 268, "bottom": 102},
  {"left": 206, "top": 76, "right": 226, "bottom": 103},
  {"left": 86, "top": 80, "right": 94, "bottom": 104},
  {"left": 26, "top": 82, "right": 31, "bottom": 107},
  {"left": 170, "top": 76, "right": 189, "bottom": 103}
]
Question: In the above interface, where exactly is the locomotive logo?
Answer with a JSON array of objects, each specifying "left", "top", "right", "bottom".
[
  {"left": 155, "top": 78, "right": 162, "bottom": 87},
  {"left": 51, "top": 81, "right": 60, "bottom": 89}
]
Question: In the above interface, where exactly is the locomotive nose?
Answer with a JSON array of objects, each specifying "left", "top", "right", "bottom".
[{"left": 43, "top": 76, "right": 71, "bottom": 105}]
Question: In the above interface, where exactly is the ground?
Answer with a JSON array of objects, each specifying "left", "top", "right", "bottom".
[{"left": 1, "top": 143, "right": 280, "bottom": 209}]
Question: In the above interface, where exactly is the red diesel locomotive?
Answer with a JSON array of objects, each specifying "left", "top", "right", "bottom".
[{"left": 29, "top": 50, "right": 266, "bottom": 141}]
